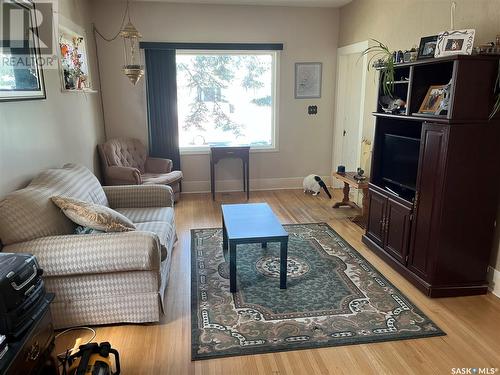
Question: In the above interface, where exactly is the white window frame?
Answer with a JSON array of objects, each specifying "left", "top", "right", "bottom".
[{"left": 176, "top": 50, "right": 280, "bottom": 155}]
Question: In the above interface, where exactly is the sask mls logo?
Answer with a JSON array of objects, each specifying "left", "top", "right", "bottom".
[
  {"left": 451, "top": 368, "right": 499, "bottom": 375},
  {"left": 1, "top": 0, "right": 57, "bottom": 56}
]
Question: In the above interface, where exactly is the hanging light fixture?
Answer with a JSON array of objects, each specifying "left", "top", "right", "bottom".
[
  {"left": 119, "top": 14, "right": 144, "bottom": 85},
  {"left": 93, "top": 0, "right": 144, "bottom": 86},
  {"left": 120, "top": 15, "right": 144, "bottom": 85}
]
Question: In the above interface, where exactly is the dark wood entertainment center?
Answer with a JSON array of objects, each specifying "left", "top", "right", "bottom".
[{"left": 362, "top": 55, "right": 500, "bottom": 297}]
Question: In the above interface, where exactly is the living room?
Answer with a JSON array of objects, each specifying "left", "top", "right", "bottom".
[{"left": 0, "top": 0, "right": 499, "bottom": 374}]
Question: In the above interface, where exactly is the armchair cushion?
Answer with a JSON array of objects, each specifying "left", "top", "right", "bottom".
[
  {"left": 51, "top": 196, "right": 136, "bottom": 232},
  {"left": 145, "top": 157, "right": 172, "bottom": 174},
  {"left": 142, "top": 171, "right": 183, "bottom": 185},
  {"left": 99, "top": 138, "right": 147, "bottom": 173},
  {"left": 103, "top": 185, "right": 174, "bottom": 209},
  {"left": 105, "top": 166, "right": 142, "bottom": 185}
]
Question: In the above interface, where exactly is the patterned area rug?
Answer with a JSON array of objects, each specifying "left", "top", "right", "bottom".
[{"left": 191, "top": 223, "right": 444, "bottom": 360}]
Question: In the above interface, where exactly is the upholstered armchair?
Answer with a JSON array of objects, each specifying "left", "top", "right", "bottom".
[{"left": 98, "top": 138, "right": 183, "bottom": 202}]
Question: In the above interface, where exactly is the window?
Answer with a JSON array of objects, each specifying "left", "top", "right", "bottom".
[{"left": 176, "top": 51, "right": 277, "bottom": 151}]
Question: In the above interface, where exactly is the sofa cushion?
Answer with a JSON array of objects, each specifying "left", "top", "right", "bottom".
[
  {"left": 0, "top": 164, "right": 108, "bottom": 246},
  {"left": 115, "top": 207, "right": 174, "bottom": 224},
  {"left": 52, "top": 196, "right": 136, "bottom": 232},
  {"left": 135, "top": 221, "right": 174, "bottom": 261}
]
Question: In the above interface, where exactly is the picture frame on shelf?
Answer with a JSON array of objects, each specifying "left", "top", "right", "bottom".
[
  {"left": 0, "top": 0, "right": 46, "bottom": 102},
  {"left": 418, "top": 85, "right": 447, "bottom": 114},
  {"left": 417, "top": 35, "right": 438, "bottom": 60},
  {"left": 295, "top": 62, "right": 322, "bottom": 99},
  {"left": 435, "top": 29, "right": 475, "bottom": 58},
  {"left": 58, "top": 16, "right": 95, "bottom": 93}
]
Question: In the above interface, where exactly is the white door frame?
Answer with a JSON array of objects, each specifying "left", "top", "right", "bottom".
[{"left": 331, "top": 40, "right": 369, "bottom": 187}]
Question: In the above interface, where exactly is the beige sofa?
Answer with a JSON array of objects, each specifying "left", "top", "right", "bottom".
[
  {"left": 0, "top": 164, "right": 176, "bottom": 329},
  {"left": 98, "top": 138, "right": 183, "bottom": 202}
]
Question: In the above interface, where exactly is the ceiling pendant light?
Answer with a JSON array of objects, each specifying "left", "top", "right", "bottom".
[{"left": 119, "top": 3, "right": 144, "bottom": 85}]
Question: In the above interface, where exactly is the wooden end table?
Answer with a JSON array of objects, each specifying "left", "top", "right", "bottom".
[
  {"left": 210, "top": 146, "right": 250, "bottom": 201},
  {"left": 221, "top": 203, "right": 288, "bottom": 293},
  {"left": 332, "top": 172, "right": 369, "bottom": 226}
]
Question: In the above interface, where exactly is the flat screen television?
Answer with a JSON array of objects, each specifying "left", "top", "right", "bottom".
[{"left": 381, "top": 134, "right": 420, "bottom": 194}]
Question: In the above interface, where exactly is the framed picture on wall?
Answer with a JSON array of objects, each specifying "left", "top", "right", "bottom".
[
  {"left": 0, "top": 0, "right": 46, "bottom": 102},
  {"left": 295, "top": 62, "right": 322, "bottom": 99}
]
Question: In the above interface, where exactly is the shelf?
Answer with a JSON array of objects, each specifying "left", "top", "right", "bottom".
[
  {"left": 373, "top": 112, "right": 450, "bottom": 124},
  {"left": 386, "top": 80, "right": 410, "bottom": 84}
]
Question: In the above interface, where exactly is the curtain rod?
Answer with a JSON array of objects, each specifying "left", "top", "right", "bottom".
[{"left": 139, "top": 42, "right": 284, "bottom": 51}]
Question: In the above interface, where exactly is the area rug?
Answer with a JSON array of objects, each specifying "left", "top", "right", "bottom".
[{"left": 191, "top": 223, "right": 444, "bottom": 360}]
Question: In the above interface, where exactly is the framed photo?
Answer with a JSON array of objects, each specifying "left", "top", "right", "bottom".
[
  {"left": 417, "top": 35, "right": 438, "bottom": 60},
  {"left": 0, "top": 0, "right": 46, "bottom": 102},
  {"left": 418, "top": 85, "right": 446, "bottom": 114},
  {"left": 58, "top": 16, "right": 94, "bottom": 92},
  {"left": 295, "top": 62, "right": 322, "bottom": 99},
  {"left": 435, "top": 29, "right": 475, "bottom": 58}
]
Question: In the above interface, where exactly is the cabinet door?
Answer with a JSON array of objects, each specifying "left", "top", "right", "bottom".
[
  {"left": 366, "top": 188, "right": 387, "bottom": 247},
  {"left": 384, "top": 198, "right": 412, "bottom": 264},
  {"left": 408, "top": 123, "right": 449, "bottom": 280}
]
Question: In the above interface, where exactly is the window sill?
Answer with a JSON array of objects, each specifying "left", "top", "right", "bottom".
[{"left": 180, "top": 146, "right": 279, "bottom": 156}]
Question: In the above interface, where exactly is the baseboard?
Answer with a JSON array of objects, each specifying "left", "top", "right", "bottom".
[
  {"left": 181, "top": 175, "right": 332, "bottom": 194},
  {"left": 487, "top": 266, "right": 500, "bottom": 298}
]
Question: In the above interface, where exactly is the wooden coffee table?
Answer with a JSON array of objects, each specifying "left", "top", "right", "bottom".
[{"left": 221, "top": 203, "right": 289, "bottom": 293}]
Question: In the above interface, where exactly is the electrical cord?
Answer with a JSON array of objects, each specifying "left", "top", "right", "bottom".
[
  {"left": 93, "top": 0, "right": 130, "bottom": 42},
  {"left": 55, "top": 326, "right": 96, "bottom": 357}
]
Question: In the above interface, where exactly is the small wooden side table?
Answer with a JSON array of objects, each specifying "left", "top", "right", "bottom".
[
  {"left": 332, "top": 172, "right": 369, "bottom": 226},
  {"left": 210, "top": 146, "right": 250, "bottom": 201}
]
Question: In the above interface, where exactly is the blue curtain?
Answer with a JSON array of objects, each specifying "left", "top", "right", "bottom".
[{"left": 144, "top": 49, "right": 180, "bottom": 170}]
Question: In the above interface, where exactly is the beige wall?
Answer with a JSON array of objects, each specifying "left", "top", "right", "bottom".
[
  {"left": 338, "top": 0, "right": 500, "bottom": 273},
  {"left": 0, "top": 0, "right": 104, "bottom": 198},
  {"left": 90, "top": 1, "right": 339, "bottom": 192}
]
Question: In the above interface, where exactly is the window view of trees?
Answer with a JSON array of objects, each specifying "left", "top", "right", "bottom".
[{"left": 176, "top": 53, "right": 275, "bottom": 148}]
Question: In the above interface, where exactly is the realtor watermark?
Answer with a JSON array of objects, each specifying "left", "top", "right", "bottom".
[
  {"left": 451, "top": 368, "right": 499, "bottom": 375},
  {"left": 0, "top": 0, "right": 59, "bottom": 69}
]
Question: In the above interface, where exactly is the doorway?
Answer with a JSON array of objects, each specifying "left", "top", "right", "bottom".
[{"left": 332, "top": 41, "right": 371, "bottom": 193}]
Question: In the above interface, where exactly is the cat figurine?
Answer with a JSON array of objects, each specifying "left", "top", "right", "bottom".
[{"left": 303, "top": 174, "right": 332, "bottom": 199}]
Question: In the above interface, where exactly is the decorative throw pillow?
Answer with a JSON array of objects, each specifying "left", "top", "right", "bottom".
[{"left": 52, "top": 196, "right": 135, "bottom": 232}]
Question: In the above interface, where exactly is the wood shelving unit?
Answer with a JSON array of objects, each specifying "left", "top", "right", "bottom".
[{"left": 363, "top": 54, "right": 500, "bottom": 297}]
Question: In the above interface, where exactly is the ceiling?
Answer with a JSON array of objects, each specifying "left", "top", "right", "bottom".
[{"left": 123, "top": 0, "right": 352, "bottom": 7}]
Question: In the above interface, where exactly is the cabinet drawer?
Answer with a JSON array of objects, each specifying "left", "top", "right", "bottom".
[{"left": 6, "top": 308, "right": 54, "bottom": 375}]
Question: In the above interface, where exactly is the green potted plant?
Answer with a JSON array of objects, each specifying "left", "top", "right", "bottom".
[{"left": 360, "top": 39, "right": 396, "bottom": 97}]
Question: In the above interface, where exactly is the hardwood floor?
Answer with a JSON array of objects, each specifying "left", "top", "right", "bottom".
[{"left": 55, "top": 189, "right": 500, "bottom": 375}]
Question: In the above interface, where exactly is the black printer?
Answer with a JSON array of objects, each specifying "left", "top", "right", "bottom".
[{"left": 0, "top": 253, "right": 48, "bottom": 339}]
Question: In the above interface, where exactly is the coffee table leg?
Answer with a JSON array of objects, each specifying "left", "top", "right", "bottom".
[
  {"left": 230, "top": 241, "right": 237, "bottom": 293},
  {"left": 222, "top": 217, "right": 228, "bottom": 251},
  {"left": 280, "top": 239, "right": 288, "bottom": 289}
]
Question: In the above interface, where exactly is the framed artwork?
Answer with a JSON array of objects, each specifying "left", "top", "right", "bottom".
[
  {"left": 58, "top": 17, "right": 94, "bottom": 92},
  {"left": 295, "top": 62, "right": 322, "bottom": 99},
  {"left": 0, "top": 0, "right": 46, "bottom": 102},
  {"left": 435, "top": 29, "right": 475, "bottom": 58},
  {"left": 417, "top": 35, "right": 438, "bottom": 60},
  {"left": 418, "top": 85, "right": 446, "bottom": 114}
]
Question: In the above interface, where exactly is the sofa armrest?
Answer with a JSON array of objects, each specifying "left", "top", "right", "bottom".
[
  {"left": 3, "top": 231, "right": 163, "bottom": 277},
  {"left": 105, "top": 166, "right": 141, "bottom": 185},
  {"left": 103, "top": 184, "right": 174, "bottom": 208},
  {"left": 145, "top": 157, "right": 173, "bottom": 174}
]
